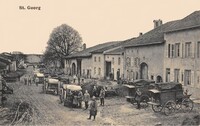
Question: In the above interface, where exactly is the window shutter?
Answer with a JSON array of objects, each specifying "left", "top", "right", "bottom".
[
  {"left": 192, "top": 42, "right": 195, "bottom": 58},
  {"left": 181, "top": 43, "right": 184, "bottom": 58}
]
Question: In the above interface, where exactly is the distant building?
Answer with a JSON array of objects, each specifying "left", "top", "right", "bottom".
[
  {"left": 65, "top": 41, "right": 124, "bottom": 80},
  {"left": 25, "top": 54, "right": 43, "bottom": 64},
  {"left": 0, "top": 52, "right": 17, "bottom": 72}
]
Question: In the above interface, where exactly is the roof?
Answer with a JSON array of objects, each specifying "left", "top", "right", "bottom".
[
  {"left": 104, "top": 47, "right": 124, "bottom": 55},
  {"left": 165, "top": 10, "right": 200, "bottom": 32},
  {"left": 91, "top": 41, "right": 122, "bottom": 53},
  {"left": 123, "top": 20, "right": 179, "bottom": 48},
  {"left": 0, "top": 53, "right": 14, "bottom": 61},
  {"left": 0, "top": 56, "right": 12, "bottom": 64},
  {"left": 66, "top": 41, "right": 119, "bottom": 59}
]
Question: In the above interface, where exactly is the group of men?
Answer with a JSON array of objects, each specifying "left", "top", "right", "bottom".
[
  {"left": 23, "top": 75, "right": 33, "bottom": 85},
  {"left": 88, "top": 87, "right": 106, "bottom": 121},
  {"left": 66, "top": 86, "right": 106, "bottom": 121}
]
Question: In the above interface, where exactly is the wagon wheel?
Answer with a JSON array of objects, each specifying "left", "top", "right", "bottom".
[
  {"left": 175, "top": 98, "right": 182, "bottom": 110},
  {"left": 164, "top": 101, "right": 176, "bottom": 116},
  {"left": 140, "top": 95, "right": 150, "bottom": 108},
  {"left": 181, "top": 98, "right": 193, "bottom": 112},
  {"left": 152, "top": 105, "right": 162, "bottom": 112}
]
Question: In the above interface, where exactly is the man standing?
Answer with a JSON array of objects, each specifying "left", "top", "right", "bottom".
[
  {"left": 84, "top": 90, "right": 90, "bottom": 109},
  {"left": 77, "top": 91, "right": 83, "bottom": 108},
  {"left": 99, "top": 88, "right": 105, "bottom": 106},
  {"left": 135, "top": 88, "right": 142, "bottom": 109},
  {"left": 92, "top": 85, "right": 97, "bottom": 97},
  {"left": 88, "top": 96, "right": 97, "bottom": 121}
]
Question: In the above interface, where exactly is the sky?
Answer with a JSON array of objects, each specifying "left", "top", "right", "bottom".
[{"left": 0, "top": 0, "right": 200, "bottom": 54}]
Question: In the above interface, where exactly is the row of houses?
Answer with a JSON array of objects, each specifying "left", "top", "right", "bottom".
[
  {"left": 64, "top": 11, "right": 200, "bottom": 96},
  {"left": 0, "top": 52, "right": 17, "bottom": 74}
]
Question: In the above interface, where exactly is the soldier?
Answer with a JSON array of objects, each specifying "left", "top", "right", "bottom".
[
  {"left": 99, "top": 88, "right": 105, "bottom": 106},
  {"left": 84, "top": 90, "right": 90, "bottom": 109},
  {"left": 88, "top": 96, "right": 97, "bottom": 121},
  {"left": 77, "top": 91, "right": 83, "bottom": 108},
  {"left": 135, "top": 88, "right": 142, "bottom": 109}
]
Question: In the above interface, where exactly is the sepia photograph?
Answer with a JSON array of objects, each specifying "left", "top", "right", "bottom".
[{"left": 0, "top": 0, "right": 200, "bottom": 125}]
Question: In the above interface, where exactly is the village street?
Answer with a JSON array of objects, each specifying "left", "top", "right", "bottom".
[{"left": 0, "top": 67, "right": 199, "bottom": 126}]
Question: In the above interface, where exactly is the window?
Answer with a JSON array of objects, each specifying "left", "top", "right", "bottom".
[
  {"left": 126, "top": 57, "right": 131, "bottom": 67},
  {"left": 166, "top": 68, "right": 170, "bottom": 82},
  {"left": 197, "top": 42, "right": 200, "bottom": 58},
  {"left": 151, "top": 75, "right": 154, "bottom": 80},
  {"left": 98, "top": 68, "right": 101, "bottom": 75},
  {"left": 98, "top": 57, "right": 101, "bottom": 62},
  {"left": 175, "top": 43, "right": 180, "bottom": 57},
  {"left": 94, "top": 67, "right": 96, "bottom": 74},
  {"left": 94, "top": 57, "right": 96, "bottom": 62},
  {"left": 168, "top": 44, "right": 171, "bottom": 58},
  {"left": 118, "top": 57, "right": 121, "bottom": 65},
  {"left": 112, "top": 57, "right": 114, "bottom": 64},
  {"left": 171, "top": 44, "right": 174, "bottom": 58},
  {"left": 185, "top": 42, "right": 191, "bottom": 58},
  {"left": 184, "top": 70, "right": 191, "bottom": 85},
  {"left": 83, "top": 69, "right": 85, "bottom": 76},
  {"left": 174, "top": 69, "right": 180, "bottom": 82}
]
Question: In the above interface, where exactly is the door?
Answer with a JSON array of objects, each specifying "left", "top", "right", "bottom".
[
  {"left": 140, "top": 62, "right": 148, "bottom": 79},
  {"left": 106, "top": 61, "right": 111, "bottom": 77},
  {"left": 72, "top": 63, "right": 76, "bottom": 75}
]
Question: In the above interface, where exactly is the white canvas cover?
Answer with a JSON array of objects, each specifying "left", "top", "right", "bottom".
[
  {"left": 123, "top": 84, "right": 135, "bottom": 88},
  {"left": 36, "top": 73, "right": 44, "bottom": 77},
  {"left": 149, "top": 89, "right": 160, "bottom": 93},
  {"left": 48, "top": 78, "right": 59, "bottom": 84},
  {"left": 63, "top": 84, "right": 82, "bottom": 91}
]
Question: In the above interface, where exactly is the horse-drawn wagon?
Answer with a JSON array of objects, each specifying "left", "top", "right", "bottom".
[
  {"left": 123, "top": 79, "right": 155, "bottom": 108},
  {"left": 44, "top": 78, "right": 60, "bottom": 95},
  {"left": 148, "top": 82, "right": 193, "bottom": 115},
  {"left": 60, "top": 84, "right": 82, "bottom": 108}
]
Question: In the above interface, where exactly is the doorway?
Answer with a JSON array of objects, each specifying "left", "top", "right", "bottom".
[
  {"left": 106, "top": 61, "right": 111, "bottom": 78},
  {"left": 140, "top": 62, "right": 148, "bottom": 79}
]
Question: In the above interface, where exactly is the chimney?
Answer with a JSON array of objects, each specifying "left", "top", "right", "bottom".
[
  {"left": 139, "top": 32, "right": 143, "bottom": 36},
  {"left": 82, "top": 43, "right": 86, "bottom": 50},
  {"left": 153, "top": 19, "right": 163, "bottom": 28}
]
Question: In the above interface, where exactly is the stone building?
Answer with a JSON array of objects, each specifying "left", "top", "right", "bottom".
[
  {"left": 123, "top": 20, "right": 178, "bottom": 82},
  {"left": 163, "top": 11, "right": 200, "bottom": 97},
  {"left": 65, "top": 42, "right": 120, "bottom": 79}
]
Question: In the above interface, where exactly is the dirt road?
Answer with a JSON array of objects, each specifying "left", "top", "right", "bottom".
[{"left": 2, "top": 67, "right": 200, "bottom": 125}]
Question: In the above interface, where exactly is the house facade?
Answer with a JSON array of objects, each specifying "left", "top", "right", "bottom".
[
  {"left": 163, "top": 11, "right": 200, "bottom": 97},
  {"left": 123, "top": 20, "right": 178, "bottom": 82},
  {"left": 104, "top": 47, "right": 124, "bottom": 80},
  {"left": 65, "top": 42, "right": 120, "bottom": 79}
]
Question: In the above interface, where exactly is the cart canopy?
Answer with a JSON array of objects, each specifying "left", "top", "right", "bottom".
[
  {"left": 149, "top": 89, "right": 160, "bottom": 93},
  {"left": 123, "top": 84, "right": 135, "bottom": 88},
  {"left": 153, "top": 82, "right": 183, "bottom": 91},
  {"left": 63, "top": 84, "right": 82, "bottom": 91},
  {"left": 48, "top": 78, "right": 59, "bottom": 84},
  {"left": 35, "top": 73, "right": 44, "bottom": 77},
  {"left": 132, "top": 79, "right": 155, "bottom": 86}
]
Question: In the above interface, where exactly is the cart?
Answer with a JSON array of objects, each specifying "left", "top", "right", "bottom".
[
  {"left": 61, "top": 84, "right": 82, "bottom": 108},
  {"left": 34, "top": 73, "right": 45, "bottom": 85},
  {"left": 148, "top": 82, "right": 193, "bottom": 115},
  {"left": 45, "top": 78, "right": 60, "bottom": 95},
  {"left": 123, "top": 79, "right": 155, "bottom": 108}
]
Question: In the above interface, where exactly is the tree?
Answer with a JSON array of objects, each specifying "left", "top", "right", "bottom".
[{"left": 44, "top": 24, "right": 82, "bottom": 68}]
